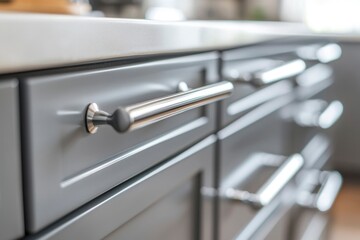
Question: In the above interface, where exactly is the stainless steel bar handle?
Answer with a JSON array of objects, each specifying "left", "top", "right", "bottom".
[
  {"left": 298, "top": 171, "right": 342, "bottom": 212},
  {"left": 225, "top": 59, "right": 306, "bottom": 87},
  {"left": 85, "top": 81, "right": 234, "bottom": 134},
  {"left": 297, "top": 43, "right": 342, "bottom": 63},
  {"left": 224, "top": 154, "right": 304, "bottom": 208},
  {"left": 294, "top": 100, "right": 343, "bottom": 129}
]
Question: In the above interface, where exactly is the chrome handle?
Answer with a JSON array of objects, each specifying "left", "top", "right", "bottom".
[
  {"left": 85, "top": 81, "right": 234, "bottom": 134},
  {"left": 225, "top": 59, "right": 306, "bottom": 87},
  {"left": 298, "top": 171, "right": 342, "bottom": 212},
  {"left": 294, "top": 100, "right": 343, "bottom": 129},
  {"left": 223, "top": 154, "right": 304, "bottom": 208},
  {"left": 296, "top": 43, "right": 342, "bottom": 63}
]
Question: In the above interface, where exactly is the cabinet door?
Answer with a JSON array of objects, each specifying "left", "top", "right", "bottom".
[
  {"left": 0, "top": 80, "right": 24, "bottom": 240},
  {"left": 33, "top": 136, "right": 216, "bottom": 240}
]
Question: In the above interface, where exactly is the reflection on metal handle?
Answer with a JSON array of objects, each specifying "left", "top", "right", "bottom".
[
  {"left": 294, "top": 100, "right": 343, "bottom": 129},
  {"left": 224, "top": 154, "right": 304, "bottom": 208},
  {"left": 226, "top": 59, "right": 306, "bottom": 87},
  {"left": 297, "top": 43, "right": 342, "bottom": 63},
  {"left": 298, "top": 171, "right": 342, "bottom": 212},
  {"left": 85, "top": 81, "right": 234, "bottom": 134}
]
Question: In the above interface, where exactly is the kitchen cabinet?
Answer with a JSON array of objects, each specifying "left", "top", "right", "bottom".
[
  {"left": 0, "top": 22, "right": 344, "bottom": 240},
  {"left": 0, "top": 80, "right": 24, "bottom": 240}
]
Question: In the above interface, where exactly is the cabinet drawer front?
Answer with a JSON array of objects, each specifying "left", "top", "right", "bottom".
[
  {"left": 217, "top": 95, "right": 296, "bottom": 240},
  {"left": 220, "top": 40, "right": 340, "bottom": 128},
  {"left": 32, "top": 136, "right": 216, "bottom": 240},
  {"left": 219, "top": 40, "right": 312, "bottom": 127},
  {"left": 0, "top": 80, "right": 24, "bottom": 240},
  {"left": 220, "top": 56, "right": 294, "bottom": 127},
  {"left": 22, "top": 53, "right": 220, "bottom": 232},
  {"left": 288, "top": 65, "right": 342, "bottom": 169}
]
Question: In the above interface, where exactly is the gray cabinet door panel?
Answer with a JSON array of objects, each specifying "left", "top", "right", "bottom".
[
  {"left": 0, "top": 80, "right": 24, "bottom": 240},
  {"left": 22, "top": 53, "right": 219, "bottom": 232},
  {"left": 292, "top": 207, "right": 329, "bottom": 240},
  {"left": 217, "top": 95, "right": 295, "bottom": 240},
  {"left": 33, "top": 136, "right": 216, "bottom": 240},
  {"left": 223, "top": 185, "right": 295, "bottom": 240},
  {"left": 248, "top": 191, "right": 294, "bottom": 240}
]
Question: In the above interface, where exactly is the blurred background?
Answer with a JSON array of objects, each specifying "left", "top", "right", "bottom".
[{"left": 2, "top": 0, "right": 360, "bottom": 34}]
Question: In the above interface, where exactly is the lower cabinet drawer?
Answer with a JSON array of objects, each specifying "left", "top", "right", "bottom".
[
  {"left": 217, "top": 95, "right": 300, "bottom": 240},
  {"left": 32, "top": 136, "right": 216, "bottom": 240}
]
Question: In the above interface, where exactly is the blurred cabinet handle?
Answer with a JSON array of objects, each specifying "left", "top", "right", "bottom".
[
  {"left": 225, "top": 59, "right": 306, "bottom": 87},
  {"left": 85, "top": 81, "right": 234, "bottom": 134},
  {"left": 297, "top": 171, "right": 342, "bottom": 212},
  {"left": 294, "top": 100, "right": 343, "bottom": 129},
  {"left": 297, "top": 43, "right": 342, "bottom": 63},
  {"left": 223, "top": 154, "right": 304, "bottom": 208}
]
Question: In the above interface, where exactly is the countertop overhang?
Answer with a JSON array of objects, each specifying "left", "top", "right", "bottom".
[{"left": 0, "top": 13, "right": 356, "bottom": 74}]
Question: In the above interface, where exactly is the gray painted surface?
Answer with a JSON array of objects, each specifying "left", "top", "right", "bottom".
[
  {"left": 217, "top": 95, "right": 295, "bottom": 240},
  {"left": 330, "top": 43, "right": 360, "bottom": 173},
  {"left": 32, "top": 135, "right": 216, "bottom": 240},
  {"left": 252, "top": 197, "right": 293, "bottom": 240},
  {"left": 22, "top": 52, "right": 219, "bottom": 232},
  {"left": 0, "top": 80, "right": 24, "bottom": 239}
]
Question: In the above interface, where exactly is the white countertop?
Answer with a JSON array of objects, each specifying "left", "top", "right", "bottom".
[{"left": 0, "top": 13, "right": 357, "bottom": 74}]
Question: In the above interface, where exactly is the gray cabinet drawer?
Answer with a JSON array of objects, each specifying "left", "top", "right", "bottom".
[
  {"left": 22, "top": 53, "right": 220, "bottom": 232},
  {"left": 217, "top": 95, "right": 297, "bottom": 240},
  {"left": 32, "top": 136, "right": 216, "bottom": 240},
  {"left": 286, "top": 64, "right": 342, "bottom": 169},
  {"left": 219, "top": 40, "right": 340, "bottom": 128},
  {"left": 220, "top": 55, "right": 294, "bottom": 127},
  {"left": 0, "top": 80, "right": 24, "bottom": 240}
]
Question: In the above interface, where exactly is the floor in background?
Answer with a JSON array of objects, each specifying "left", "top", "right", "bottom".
[{"left": 329, "top": 180, "right": 360, "bottom": 240}]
